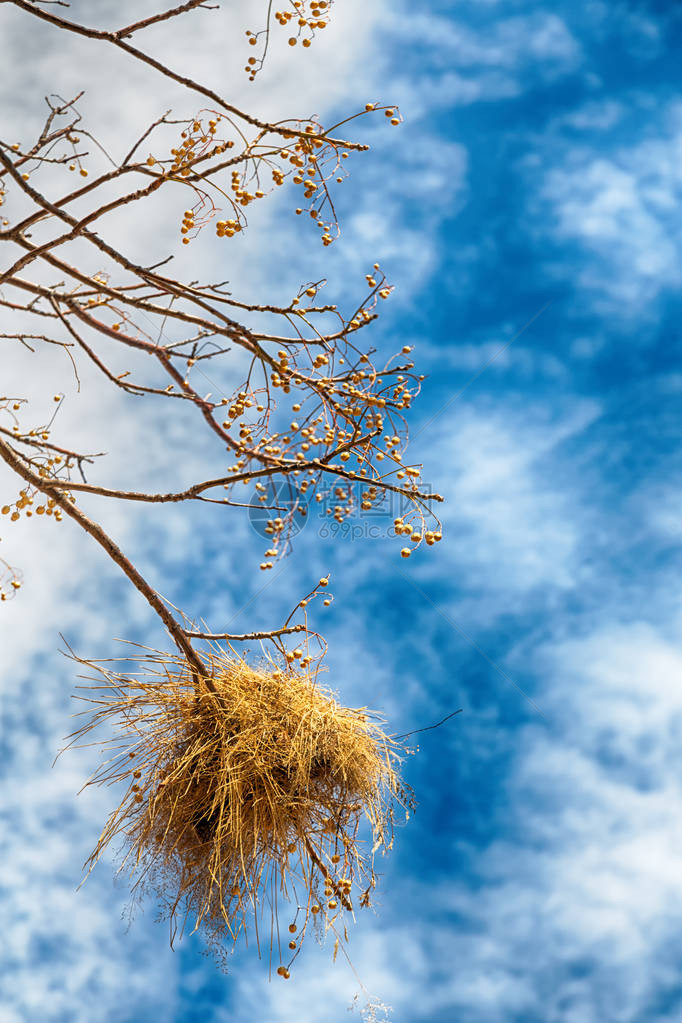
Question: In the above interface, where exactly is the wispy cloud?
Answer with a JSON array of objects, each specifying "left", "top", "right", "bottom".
[{"left": 531, "top": 99, "right": 682, "bottom": 316}]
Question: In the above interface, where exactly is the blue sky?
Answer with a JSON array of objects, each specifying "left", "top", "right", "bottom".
[{"left": 2, "top": 1, "right": 682, "bottom": 1021}]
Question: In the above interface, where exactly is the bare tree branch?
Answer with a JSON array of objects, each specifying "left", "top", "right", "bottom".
[
  {"left": 0, "top": 434, "right": 210, "bottom": 689},
  {"left": 0, "top": 0, "right": 441, "bottom": 678}
]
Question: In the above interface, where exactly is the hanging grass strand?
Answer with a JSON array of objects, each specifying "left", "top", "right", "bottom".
[{"left": 66, "top": 644, "right": 414, "bottom": 973}]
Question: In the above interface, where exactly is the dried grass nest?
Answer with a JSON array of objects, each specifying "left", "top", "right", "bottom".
[{"left": 70, "top": 646, "right": 415, "bottom": 974}]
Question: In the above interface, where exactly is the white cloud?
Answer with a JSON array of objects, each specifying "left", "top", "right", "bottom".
[
  {"left": 385, "top": 9, "right": 581, "bottom": 115},
  {"left": 645, "top": 481, "right": 682, "bottom": 540},
  {"left": 410, "top": 69, "right": 523, "bottom": 108},
  {"left": 410, "top": 11, "right": 581, "bottom": 72},
  {"left": 419, "top": 338, "right": 567, "bottom": 380},
  {"left": 424, "top": 618, "right": 682, "bottom": 1019},
  {"left": 423, "top": 398, "right": 600, "bottom": 594},
  {"left": 534, "top": 100, "right": 682, "bottom": 316},
  {"left": 554, "top": 99, "right": 626, "bottom": 132}
]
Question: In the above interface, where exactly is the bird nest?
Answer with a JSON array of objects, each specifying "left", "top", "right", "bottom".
[{"left": 68, "top": 645, "right": 414, "bottom": 975}]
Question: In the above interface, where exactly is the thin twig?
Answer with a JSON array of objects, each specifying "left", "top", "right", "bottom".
[{"left": 392, "top": 709, "right": 463, "bottom": 741}]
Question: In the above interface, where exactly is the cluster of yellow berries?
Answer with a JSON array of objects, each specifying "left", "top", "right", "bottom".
[
  {"left": 396, "top": 518, "right": 443, "bottom": 558},
  {"left": 220, "top": 389, "right": 257, "bottom": 427},
  {"left": 364, "top": 102, "right": 403, "bottom": 127},
  {"left": 61, "top": 130, "right": 89, "bottom": 176},
  {"left": 284, "top": 645, "right": 315, "bottom": 666},
  {"left": 180, "top": 208, "right": 196, "bottom": 242},
  {"left": 245, "top": 0, "right": 333, "bottom": 80},
  {"left": 215, "top": 216, "right": 243, "bottom": 239},
  {"left": 149, "top": 113, "right": 237, "bottom": 244},
  {"left": 274, "top": 828, "right": 357, "bottom": 979},
  {"left": 226, "top": 167, "right": 268, "bottom": 220},
  {"left": 154, "top": 104, "right": 400, "bottom": 249},
  {"left": 1, "top": 490, "right": 62, "bottom": 522},
  {"left": 201, "top": 296, "right": 438, "bottom": 564},
  {"left": 225, "top": 120, "right": 351, "bottom": 247},
  {"left": 288, "top": 125, "right": 343, "bottom": 245},
  {"left": 0, "top": 397, "right": 73, "bottom": 528},
  {"left": 296, "top": 106, "right": 401, "bottom": 244}
]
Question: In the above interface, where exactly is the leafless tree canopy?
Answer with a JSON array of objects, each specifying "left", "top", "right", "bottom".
[{"left": 0, "top": 0, "right": 443, "bottom": 682}]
